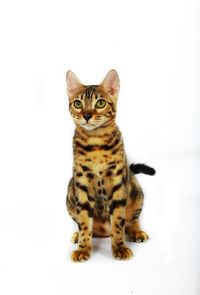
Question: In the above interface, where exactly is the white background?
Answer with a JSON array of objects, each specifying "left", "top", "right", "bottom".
[{"left": 0, "top": 0, "right": 199, "bottom": 294}]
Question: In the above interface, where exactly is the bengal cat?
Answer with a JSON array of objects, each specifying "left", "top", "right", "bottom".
[{"left": 66, "top": 69, "right": 155, "bottom": 262}]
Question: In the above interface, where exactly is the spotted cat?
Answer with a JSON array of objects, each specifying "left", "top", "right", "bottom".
[{"left": 66, "top": 69, "right": 155, "bottom": 262}]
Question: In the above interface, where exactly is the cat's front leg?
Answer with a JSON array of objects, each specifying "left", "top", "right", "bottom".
[
  {"left": 71, "top": 178, "right": 94, "bottom": 262},
  {"left": 109, "top": 183, "right": 133, "bottom": 260},
  {"left": 71, "top": 211, "right": 93, "bottom": 262}
]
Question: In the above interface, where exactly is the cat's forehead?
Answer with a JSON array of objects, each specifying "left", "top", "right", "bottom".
[
  {"left": 77, "top": 85, "right": 106, "bottom": 101},
  {"left": 84, "top": 85, "right": 99, "bottom": 99}
]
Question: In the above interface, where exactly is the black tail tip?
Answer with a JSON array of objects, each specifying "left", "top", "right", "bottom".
[{"left": 130, "top": 163, "right": 156, "bottom": 176}]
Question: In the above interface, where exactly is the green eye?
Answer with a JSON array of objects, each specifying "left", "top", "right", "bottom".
[
  {"left": 74, "top": 100, "right": 83, "bottom": 109},
  {"left": 96, "top": 99, "right": 106, "bottom": 108}
]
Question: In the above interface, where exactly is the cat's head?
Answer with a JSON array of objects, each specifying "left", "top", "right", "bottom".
[{"left": 66, "top": 69, "right": 120, "bottom": 130}]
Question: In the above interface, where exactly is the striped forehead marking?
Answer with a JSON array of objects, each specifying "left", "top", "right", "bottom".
[{"left": 84, "top": 85, "right": 99, "bottom": 99}]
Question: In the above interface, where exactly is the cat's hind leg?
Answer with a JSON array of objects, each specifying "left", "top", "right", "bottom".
[
  {"left": 125, "top": 220, "right": 149, "bottom": 242},
  {"left": 125, "top": 174, "right": 149, "bottom": 243}
]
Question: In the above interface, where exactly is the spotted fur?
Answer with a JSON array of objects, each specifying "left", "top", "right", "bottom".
[{"left": 66, "top": 69, "right": 150, "bottom": 262}]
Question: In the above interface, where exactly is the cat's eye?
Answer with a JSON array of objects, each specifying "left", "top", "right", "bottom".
[
  {"left": 95, "top": 99, "right": 106, "bottom": 108},
  {"left": 74, "top": 100, "right": 83, "bottom": 109}
]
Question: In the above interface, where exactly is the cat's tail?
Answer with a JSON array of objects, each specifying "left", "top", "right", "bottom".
[{"left": 129, "top": 163, "right": 156, "bottom": 176}]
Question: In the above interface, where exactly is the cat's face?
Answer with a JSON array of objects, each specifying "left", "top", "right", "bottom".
[{"left": 66, "top": 70, "right": 120, "bottom": 130}]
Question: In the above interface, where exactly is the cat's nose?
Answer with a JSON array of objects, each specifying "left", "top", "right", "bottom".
[{"left": 83, "top": 113, "right": 92, "bottom": 122}]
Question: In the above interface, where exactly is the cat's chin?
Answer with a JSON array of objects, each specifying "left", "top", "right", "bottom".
[
  {"left": 79, "top": 120, "right": 112, "bottom": 131},
  {"left": 80, "top": 123, "right": 98, "bottom": 130}
]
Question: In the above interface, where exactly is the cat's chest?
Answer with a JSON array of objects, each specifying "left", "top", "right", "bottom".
[
  {"left": 89, "top": 154, "right": 109, "bottom": 176},
  {"left": 74, "top": 133, "right": 125, "bottom": 177},
  {"left": 76, "top": 152, "right": 111, "bottom": 176}
]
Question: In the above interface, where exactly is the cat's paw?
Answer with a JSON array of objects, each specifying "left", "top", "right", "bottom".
[
  {"left": 71, "top": 232, "right": 79, "bottom": 244},
  {"left": 112, "top": 246, "right": 133, "bottom": 260},
  {"left": 71, "top": 250, "right": 91, "bottom": 262},
  {"left": 126, "top": 230, "right": 149, "bottom": 242}
]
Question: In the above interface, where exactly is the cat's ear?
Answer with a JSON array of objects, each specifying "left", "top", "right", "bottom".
[
  {"left": 66, "top": 70, "right": 83, "bottom": 97},
  {"left": 100, "top": 69, "right": 120, "bottom": 97}
]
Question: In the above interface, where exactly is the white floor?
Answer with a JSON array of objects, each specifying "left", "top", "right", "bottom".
[{"left": 0, "top": 154, "right": 199, "bottom": 295}]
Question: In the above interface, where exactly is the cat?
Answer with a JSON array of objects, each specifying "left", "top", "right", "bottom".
[{"left": 66, "top": 69, "right": 155, "bottom": 262}]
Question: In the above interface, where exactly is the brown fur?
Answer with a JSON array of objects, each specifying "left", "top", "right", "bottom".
[{"left": 66, "top": 70, "right": 148, "bottom": 262}]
